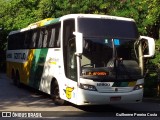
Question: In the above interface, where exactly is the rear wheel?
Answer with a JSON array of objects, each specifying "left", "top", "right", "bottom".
[
  {"left": 51, "top": 80, "right": 65, "bottom": 105},
  {"left": 15, "top": 72, "right": 21, "bottom": 88},
  {"left": 11, "top": 70, "right": 16, "bottom": 85}
]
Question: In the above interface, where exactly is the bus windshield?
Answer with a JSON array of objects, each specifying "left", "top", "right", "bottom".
[
  {"left": 78, "top": 18, "right": 142, "bottom": 81},
  {"left": 78, "top": 18, "right": 139, "bottom": 39},
  {"left": 81, "top": 37, "right": 142, "bottom": 81},
  {"left": 80, "top": 38, "right": 142, "bottom": 81}
]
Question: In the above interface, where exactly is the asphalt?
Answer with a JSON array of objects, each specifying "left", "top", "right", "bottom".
[
  {"left": 143, "top": 97, "right": 160, "bottom": 103},
  {"left": 0, "top": 72, "right": 160, "bottom": 104}
]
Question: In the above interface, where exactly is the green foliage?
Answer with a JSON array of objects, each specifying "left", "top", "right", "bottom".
[
  {"left": 151, "top": 40, "right": 160, "bottom": 67},
  {"left": 109, "top": 0, "right": 160, "bottom": 36},
  {"left": 144, "top": 40, "right": 160, "bottom": 97},
  {"left": 1, "top": 0, "right": 40, "bottom": 30},
  {"left": 144, "top": 73, "right": 157, "bottom": 97},
  {"left": 0, "top": 0, "right": 159, "bottom": 35}
]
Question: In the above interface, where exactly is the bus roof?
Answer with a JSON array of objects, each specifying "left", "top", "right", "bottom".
[
  {"left": 60, "top": 14, "right": 135, "bottom": 22},
  {"left": 9, "top": 14, "right": 135, "bottom": 35},
  {"left": 9, "top": 18, "right": 60, "bottom": 35}
]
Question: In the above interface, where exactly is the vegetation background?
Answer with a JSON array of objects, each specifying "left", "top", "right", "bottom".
[{"left": 0, "top": 0, "right": 159, "bottom": 97}]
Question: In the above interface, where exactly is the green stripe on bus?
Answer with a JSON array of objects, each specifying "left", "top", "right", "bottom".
[
  {"left": 112, "top": 82, "right": 129, "bottom": 87},
  {"left": 29, "top": 49, "right": 48, "bottom": 89},
  {"left": 44, "top": 18, "right": 60, "bottom": 26},
  {"left": 112, "top": 81, "right": 136, "bottom": 87}
]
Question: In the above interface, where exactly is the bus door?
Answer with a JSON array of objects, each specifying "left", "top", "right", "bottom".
[{"left": 62, "top": 19, "right": 78, "bottom": 104}]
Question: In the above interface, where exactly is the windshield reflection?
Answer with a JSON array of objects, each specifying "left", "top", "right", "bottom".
[
  {"left": 81, "top": 37, "right": 113, "bottom": 68},
  {"left": 81, "top": 37, "right": 142, "bottom": 81}
]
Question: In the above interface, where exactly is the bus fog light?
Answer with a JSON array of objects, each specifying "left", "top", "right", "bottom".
[
  {"left": 133, "top": 84, "right": 143, "bottom": 90},
  {"left": 79, "top": 83, "right": 97, "bottom": 91}
]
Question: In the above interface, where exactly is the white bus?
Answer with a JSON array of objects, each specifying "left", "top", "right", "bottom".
[{"left": 6, "top": 14, "right": 155, "bottom": 105}]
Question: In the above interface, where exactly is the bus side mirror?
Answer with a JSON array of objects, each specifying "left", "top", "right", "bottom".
[
  {"left": 73, "top": 32, "right": 83, "bottom": 55},
  {"left": 140, "top": 36, "right": 155, "bottom": 58}
]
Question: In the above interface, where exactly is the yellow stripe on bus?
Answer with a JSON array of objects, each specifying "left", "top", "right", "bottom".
[
  {"left": 128, "top": 81, "right": 136, "bottom": 87},
  {"left": 6, "top": 49, "right": 35, "bottom": 85}
]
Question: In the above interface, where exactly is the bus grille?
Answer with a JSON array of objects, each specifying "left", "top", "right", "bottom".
[{"left": 96, "top": 87, "right": 133, "bottom": 93}]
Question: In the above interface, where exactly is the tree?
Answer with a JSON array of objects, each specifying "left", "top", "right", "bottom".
[
  {"left": 0, "top": 0, "right": 159, "bottom": 50},
  {"left": 108, "top": 0, "right": 159, "bottom": 38},
  {"left": 0, "top": 0, "right": 41, "bottom": 30}
]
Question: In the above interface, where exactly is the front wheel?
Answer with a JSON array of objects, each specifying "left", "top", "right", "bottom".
[{"left": 51, "top": 81, "right": 65, "bottom": 105}]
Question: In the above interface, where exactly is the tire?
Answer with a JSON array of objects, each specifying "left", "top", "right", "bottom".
[
  {"left": 16, "top": 73, "right": 21, "bottom": 88},
  {"left": 51, "top": 80, "right": 65, "bottom": 105},
  {"left": 11, "top": 70, "right": 16, "bottom": 85}
]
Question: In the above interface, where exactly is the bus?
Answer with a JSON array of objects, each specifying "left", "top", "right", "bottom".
[{"left": 6, "top": 14, "right": 155, "bottom": 105}]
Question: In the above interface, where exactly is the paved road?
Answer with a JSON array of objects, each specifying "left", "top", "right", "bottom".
[
  {"left": 0, "top": 73, "right": 81, "bottom": 112},
  {"left": 0, "top": 73, "right": 160, "bottom": 120}
]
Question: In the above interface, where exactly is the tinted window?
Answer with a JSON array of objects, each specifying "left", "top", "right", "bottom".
[
  {"left": 8, "top": 32, "right": 25, "bottom": 50},
  {"left": 63, "top": 19, "right": 76, "bottom": 80},
  {"left": 49, "top": 24, "right": 61, "bottom": 48},
  {"left": 24, "top": 31, "right": 32, "bottom": 49},
  {"left": 78, "top": 18, "right": 139, "bottom": 39},
  {"left": 30, "top": 30, "right": 39, "bottom": 48},
  {"left": 8, "top": 23, "right": 61, "bottom": 50}
]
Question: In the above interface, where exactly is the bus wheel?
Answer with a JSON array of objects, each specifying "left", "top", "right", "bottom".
[
  {"left": 11, "top": 70, "right": 16, "bottom": 85},
  {"left": 15, "top": 72, "right": 21, "bottom": 88},
  {"left": 51, "top": 81, "right": 65, "bottom": 105}
]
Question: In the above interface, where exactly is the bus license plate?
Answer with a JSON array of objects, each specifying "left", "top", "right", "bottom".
[{"left": 110, "top": 96, "right": 121, "bottom": 101}]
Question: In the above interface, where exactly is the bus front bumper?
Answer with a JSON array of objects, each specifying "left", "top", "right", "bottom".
[{"left": 76, "top": 89, "right": 143, "bottom": 105}]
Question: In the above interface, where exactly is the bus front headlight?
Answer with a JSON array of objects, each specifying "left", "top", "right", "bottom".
[
  {"left": 79, "top": 83, "right": 97, "bottom": 91},
  {"left": 133, "top": 84, "right": 143, "bottom": 90}
]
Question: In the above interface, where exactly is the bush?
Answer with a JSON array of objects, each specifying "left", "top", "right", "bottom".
[{"left": 144, "top": 39, "right": 160, "bottom": 97}]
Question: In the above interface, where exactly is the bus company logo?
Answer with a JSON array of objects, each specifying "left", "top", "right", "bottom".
[
  {"left": 64, "top": 87, "right": 74, "bottom": 99},
  {"left": 97, "top": 83, "right": 110, "bottom": 86},
  {"left": 6, "top": 50, "right": 29, "bottom": 63},
  {"left": 14, "top": 53, "right": 26, "bottom": 60}
]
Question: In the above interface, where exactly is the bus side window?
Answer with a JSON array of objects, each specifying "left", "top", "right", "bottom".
[
  {"left": 12, "top": 34, "right": 18, "bottom": 49},
  {"left": 8, "top": 34, "right": 21, "bottom": 50},
  {"left": 48, "top": 24, "right": 61, "bottom": 48},
  {"left": 43, "top": 28, "right": 50, "bottom": 48},
  {"left": 55, "top": 25, "right": 61, "bottom": 48},
  {"left": 20, "top": 32, "right": 26, "bottom": 49},
  {"left": 14, "top": 34, "right": 19, "bottom": 49},
  {"left": 8, "top": 35, "right": 15, "bottom": 50},
  {"left": 38, "top": 28, "right": 44, "bottom": 48},
  {"left": 46, "top": 27, "right": 51, "bottom": 48},
  {"left": 30, "top": 30, "right": 37, "bottom": 48},
  {"left": 24, "top": 31, "right": 32, "bottom": 49},
  {"left": 49, "top": 27, "right": 56, "bottom": 47}
]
